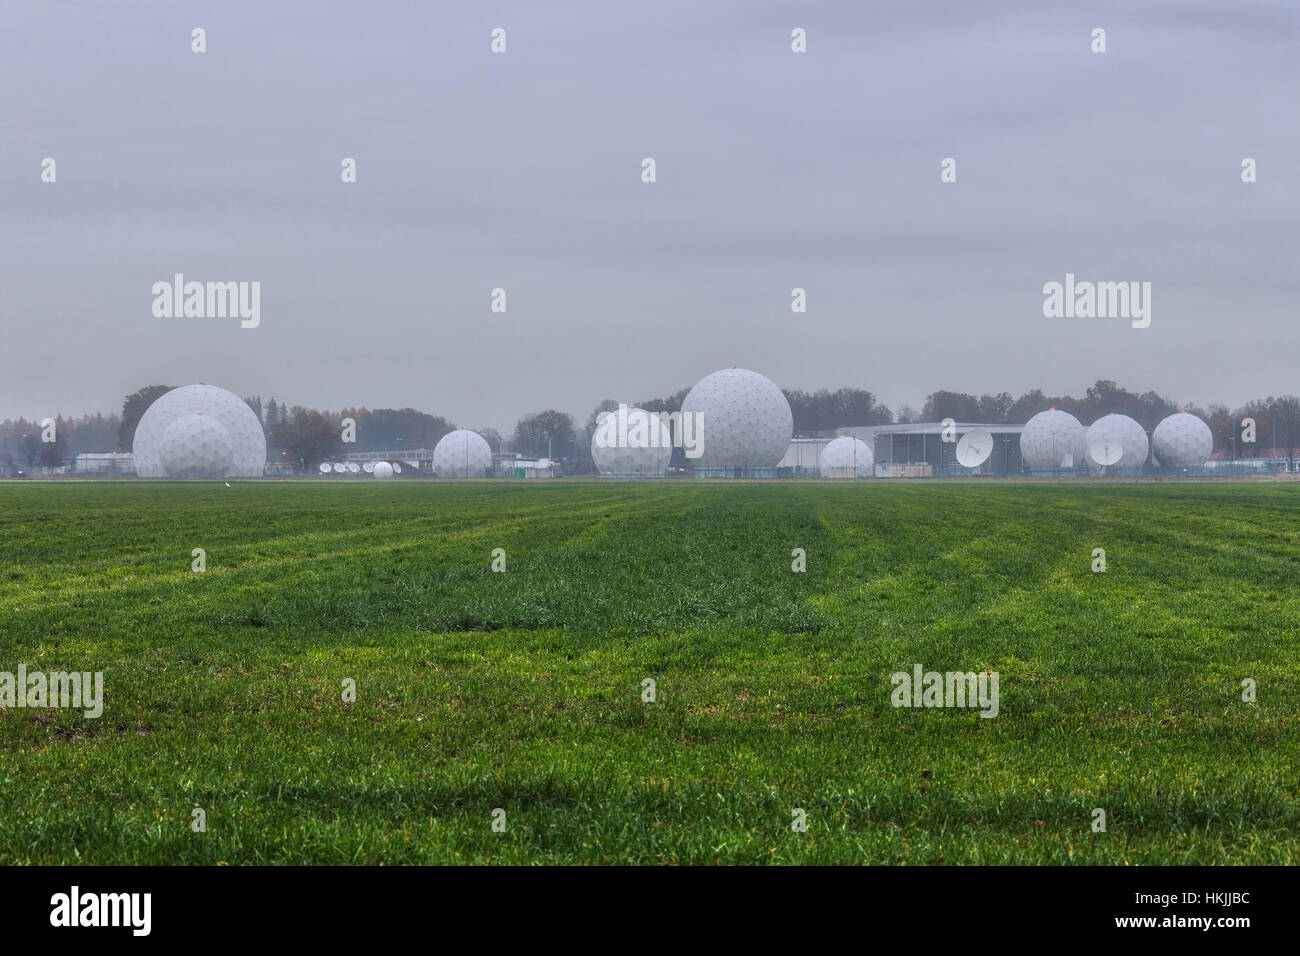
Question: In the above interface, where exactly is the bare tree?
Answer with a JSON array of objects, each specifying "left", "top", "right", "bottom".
[
  {"left": 270, "top": 407, "right": 345, "bottom": 472},
  {"left": 119, "top": 385, "right": 174, "bottom": 450},
  {"left": 512, "top": 410, "right": 575, "bottom": 458},
  {"left": 476, "top": 427, "right": 504, "bottom": 453},
  {"left": 39, "top": 430, "right": 66, "bottom": 470},
  {"left": 20, "top": 433, "right": 40, "bottom": 470},
  {"left": 1272, "top": 395, "right": 1300, "bottom": 469}
]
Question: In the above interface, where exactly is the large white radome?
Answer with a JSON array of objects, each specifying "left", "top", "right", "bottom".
[
  {"left": 1020, "top": 409, "right": 1086, "bottom": 469},
  {"left": 591, "top": 406, "right": 673, "bottom": 477},
  {"left": 681, "top": 368, "right": 792, "bottom": 471},
  {"left": 159, "top": 412, "right": 233, "bottom": 478},
  {"left": 1152, "top": 412, "right": 1213, "bottom": 467},
  {"left": 134, "top": 384, "right": 266, "bottom": 477},
  {"left": 433, "top": 429, "right": 493, "bottom": 478},
  {"left": 372, "top": 461, "right": 394, "bottom": 479},
  {"left": 819, "top": 436, "right": 873, "bottom": 477},
  {"left": 1086, "top": 414, "right": 1150, "bottom": 470}
]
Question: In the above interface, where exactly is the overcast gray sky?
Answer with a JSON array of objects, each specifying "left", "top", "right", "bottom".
[{"left": 3, "top": 0, "right": 1297, "bottom": 432}]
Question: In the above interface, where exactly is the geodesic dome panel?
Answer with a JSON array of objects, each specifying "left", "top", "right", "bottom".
[
  {"left": 1152, "top": 412, "right": 1212, "bottom": 467},
  {"left": 433, "top": 430, "right": 493, "bottom": 477},
  {"left": 680, "top": 368, "right": 792, "bottom": 471},
  {"left": 819, "top": 436, "right": 873, "bottom": 477},
  {"left": 591, "top": 406, "right": 673, "bottom": 476},
  {"left": 159, "top": 413, "right": 233, "bottom": 478},
  {"left": 372, "top": 461, "right": 394, "bottom": 479},
  {"left": 133, "top": 384, "right": 266, "bottom": 477},
  {"left": 1086, "top": 414, "right": 1150, "bottom": 470},
  {"left": 1019, "top": 409, "right": 1086, "bottom": 469}
]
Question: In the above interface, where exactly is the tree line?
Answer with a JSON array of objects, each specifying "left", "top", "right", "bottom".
[
  {"left": 919, "top": 380, "right": 1300, "bottom": 461},
  {"left": 2, "top": 379, "right": 1296, "bottom": 472}
]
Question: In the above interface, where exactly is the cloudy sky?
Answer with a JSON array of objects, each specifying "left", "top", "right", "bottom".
[{"left": 2, "top": 0, "right": 1297, "bottom": 432}]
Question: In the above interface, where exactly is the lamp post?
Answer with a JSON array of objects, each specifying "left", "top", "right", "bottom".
[{"left": 1276, "top": 408, "right": 1290, "bottom": 472}]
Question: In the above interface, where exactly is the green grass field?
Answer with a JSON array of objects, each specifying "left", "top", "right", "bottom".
[{"left": 1, "top": 480, "right": 1296, "bottom": 864}]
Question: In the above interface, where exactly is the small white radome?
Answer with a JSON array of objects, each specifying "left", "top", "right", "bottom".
[
  {"left": 680, "top": 368, "right": 792, "bottom": 471},
  {"left": 1152, "top": 412, "right": 1213, "bottom": 467},
  {"left": 818, "top": 436, "right": 873, "bottom": 477},
  {"left": 159, "top": 412, "right": 233, "bottom": 478},
  {"left": 433, "top": 430, "right": 493, "bottom": 478},
  {"left": 591, "top": 406, "right": 673, "bottom": 476},
  {"left": 1086, "top": 414, "right": 1150, "bottom": 469},
  {"left": 1019, "top": 409, "right": 1086, "bottom": 469}
]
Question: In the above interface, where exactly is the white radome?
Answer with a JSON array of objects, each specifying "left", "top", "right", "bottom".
[
  {"left": 433, "top": 429, "right": 493, "bottom": 477},
  {"left": 819, "top": 436, "right": 873, "bottom": 477},
  {"left": 1152, "top": 412, "right": 1213, "bottom": 467},
  {"left": 1086, "top": 414, "right": 1150, "bottom": 469},
  {"left": 134, "top": 384, "right": 266, "bottom": 477},
  {"left": 1019, "top": 409, "right": 1086, "bottom": 469},
  {"left": 591, "top": 406, "right": 673, "bottom": 477},
  {"left": 681, "top": 368, "right": 792, "bottom": 471},
  {"left": 159, "top": 412, "right": 233, "bottom": 478},
  {"left": 372, "top": 461, "right": 394, "bottom": 479}
]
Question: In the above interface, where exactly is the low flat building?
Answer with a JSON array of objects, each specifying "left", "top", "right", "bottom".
[
  {"left": 778, "top": 438, "right": 831, "bottom": 475},
  {"left": 494, "top": 454, "right": 558, "bottom": 478},
  {"left": 72, "top": 452, "right": 135, "bottom": 475},
  {"left": 838, "top": 422, "right": 1026, "bottom": 475}
]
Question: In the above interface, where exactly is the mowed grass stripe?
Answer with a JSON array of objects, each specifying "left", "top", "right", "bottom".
[{"left": 0, "top": 481, "right": 1296, "bottom": 863}]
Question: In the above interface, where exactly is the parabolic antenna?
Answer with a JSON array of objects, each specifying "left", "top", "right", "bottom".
[
  {"left": 362, "top": 462, "right": 374, "bottom": 474},
  {"left": 319, "top": 462, "right": 332, "bottom": 474},
  {"left": 392, "top": 462, "right": 403, "bottom": 475},
  {"left": 955, "top": 429, "right": 993, "bottom": 468},
  {"left": 347, "top": 462, "right": 360, "bottom": 474},
  {"left": 333, "top": 462, "right": 346, "bottom": 474},
  {"left": 1088, "top": 439, "right": 1124, "bottom": 467}
]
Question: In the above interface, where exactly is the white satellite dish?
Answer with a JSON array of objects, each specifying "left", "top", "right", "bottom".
[
  {"left": 333, "top": 462, "right": 346, "bottom": 473},
  {"left": 391, "top": 462, "right": 402, "bottom": 475},
  {"left": 319, "top": 462, "right": 331, "bottom": 474},
  {"left": 347, "top": 462, "right": 360, "bottom": 474},
  {"left": 1088, "top": 439, "right": 1123, "bottom": 467},
  {"left": 955, "top": 429, "right": 993, "bottom": 468},
  {"left": 362, "top": 462, "right": 374, "bottom": 474}
]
